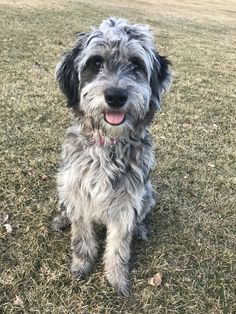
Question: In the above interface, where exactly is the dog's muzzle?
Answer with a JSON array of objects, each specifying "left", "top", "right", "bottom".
[
  {"left": 104, "top": 87, "right": 127, "bottom": 125},
  {"left": 104, "top": 87, "right": 128, "bottom": 108}
]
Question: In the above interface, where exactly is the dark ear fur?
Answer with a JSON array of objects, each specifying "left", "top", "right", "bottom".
[
  {"left": 56, "top": 33, "right": 88, "bottom": 107},
  {"left": 150, "top": 53, "right": 172, "bottom": 110}
]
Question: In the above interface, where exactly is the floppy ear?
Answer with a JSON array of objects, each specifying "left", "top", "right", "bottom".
[
  {"left": 150, "top": 53, "right": 172, "bottom": 110},
  {"left": 56, "top": 33, "right": 88, "bottom": 108}
]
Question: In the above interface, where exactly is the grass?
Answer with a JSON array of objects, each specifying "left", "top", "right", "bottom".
[{"left": 0, "top": 0, "right": 235, "bottom": 313}]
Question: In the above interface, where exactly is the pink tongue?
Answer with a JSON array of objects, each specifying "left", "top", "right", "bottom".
[{"left": 105, "top": 112, "right": 125, "bottom": 125}]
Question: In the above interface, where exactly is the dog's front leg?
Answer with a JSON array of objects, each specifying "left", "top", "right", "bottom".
[
  {"left": 71, "top": 219, "right": 97, "bottom": 278},
  {"left": 104, "top": 212, "right": 135, "bottom": 296}
]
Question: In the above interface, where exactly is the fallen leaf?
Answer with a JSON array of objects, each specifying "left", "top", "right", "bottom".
[
  {"left": 148, "top": 272, "right": 163, "bottom": 286},
  {"left": 4, "top": 223, "right": 12, "bottom": 233},
  {"left": 182, "top": 123, "right": 192, "bottom": 129},
  {"left": 41, "top": 174, "right": 48, "bottom": 181},
  {"left": 208, "top": 163, "right": 215, "bottom": 168},
  {"left": 13, "top": 296, "right": 24, "bottom": 306},
  {"left": 2, "top": 214, "right": 9, "bottom": 224}
]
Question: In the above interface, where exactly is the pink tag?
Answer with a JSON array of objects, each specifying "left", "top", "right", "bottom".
[
  {"left": 98, "top": 135, "right": 105, "bottom": 145},
  {"left": 96, "top": 135, "right": 117, "bottom": 145}
]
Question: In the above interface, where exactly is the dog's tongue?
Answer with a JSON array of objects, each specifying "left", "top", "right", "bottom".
[{"left": 105, "top": 112, "right": 125, "bottom": 125}]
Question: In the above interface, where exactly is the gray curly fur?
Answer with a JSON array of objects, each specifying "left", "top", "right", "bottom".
[{"left": 52, "top": 17, "right": 171, "bottom": 296}]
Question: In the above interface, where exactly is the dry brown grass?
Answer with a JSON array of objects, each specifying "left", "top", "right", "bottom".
[{"left": 1, "top": 0, "right": 236, "bottom": 313}]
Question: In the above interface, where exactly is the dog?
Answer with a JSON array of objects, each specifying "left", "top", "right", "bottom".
[{"left": 52, "top": 17, "right": 171, "bottom": 296}]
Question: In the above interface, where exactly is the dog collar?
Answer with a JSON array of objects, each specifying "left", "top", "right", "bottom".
[{"left": 95, "top": 134, "right": 117, "bottom": 146}]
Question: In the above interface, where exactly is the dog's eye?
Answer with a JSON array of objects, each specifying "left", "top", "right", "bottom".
[
  {"left": 90, "top": 56, "right": 104, "bottom": 68},
  {"left": 129, "top": 57, "right": 145, "bottom": 73},
  {"left": 85, "top": 56, "right": 104, "bottom": 70}
]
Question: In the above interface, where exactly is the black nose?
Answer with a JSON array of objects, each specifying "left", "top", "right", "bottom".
[{"left": 104, "top": 87, "right": 128, "bottom": 108}]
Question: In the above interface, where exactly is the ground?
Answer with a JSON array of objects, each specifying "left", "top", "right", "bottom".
[{"left": 0, "top": 0, "right": 235, "bottom": 313}]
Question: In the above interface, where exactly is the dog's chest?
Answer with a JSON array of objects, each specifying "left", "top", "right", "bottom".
[
  {"left": 60, "top": 134, "right": 153, "bottom": 222},
  {"left": 66, "top": 144, "right": 130, "bottom": 219}
]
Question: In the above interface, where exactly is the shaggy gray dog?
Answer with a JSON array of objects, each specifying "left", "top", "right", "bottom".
[{"left": 52, "top": 17, "right": 171, "bottom": 296}]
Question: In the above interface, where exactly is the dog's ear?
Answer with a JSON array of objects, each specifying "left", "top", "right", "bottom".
[
  {"left": 150, "top": 53, "right": 172, "bottom": 110},
  {"left": 56, "top": 33, "right": 88, "bottom": 108}
]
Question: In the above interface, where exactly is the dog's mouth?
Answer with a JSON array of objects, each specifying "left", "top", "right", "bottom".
[{"left": 104, "top": 111, "right": 126, "bottom": 126}]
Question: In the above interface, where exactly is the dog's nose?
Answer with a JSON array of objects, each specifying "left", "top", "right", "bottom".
[{"left": 104, "top": 87, "right": 128, "bottom": 108}]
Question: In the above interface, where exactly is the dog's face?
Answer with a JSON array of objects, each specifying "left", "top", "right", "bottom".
[{"left": 56, "top": 18, "right": 171, "bottom": 137}]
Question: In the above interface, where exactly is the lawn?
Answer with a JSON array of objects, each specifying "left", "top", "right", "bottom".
[{"left": 0, "top": 0, "right": 235, "bottom": 313}]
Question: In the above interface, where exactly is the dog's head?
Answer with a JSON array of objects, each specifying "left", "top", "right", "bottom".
[{"left": 56, "top": 18, "right": 171, "bottom": 137}]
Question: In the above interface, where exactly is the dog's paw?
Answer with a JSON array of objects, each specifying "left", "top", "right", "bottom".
[
  {"left": 106, "top": 271, "right": 132, "bottom": 297},
  {"left": 116, "top": 281, "right": 132, "bottom": 297},
  {"left": 70, "top": 257, "right": 93, "bottom": 279},
  {"left": 109, "top": 278, "right": 132, "bottom": 297},
  {"left": 51, "top": 214, "right": 70, "bottom": 232},
  {"left": 70, "top": 268, "right": 87, "bottom": 279},
  {"left": 134, "top": 222, "right": 149, "bottom": 241}
]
